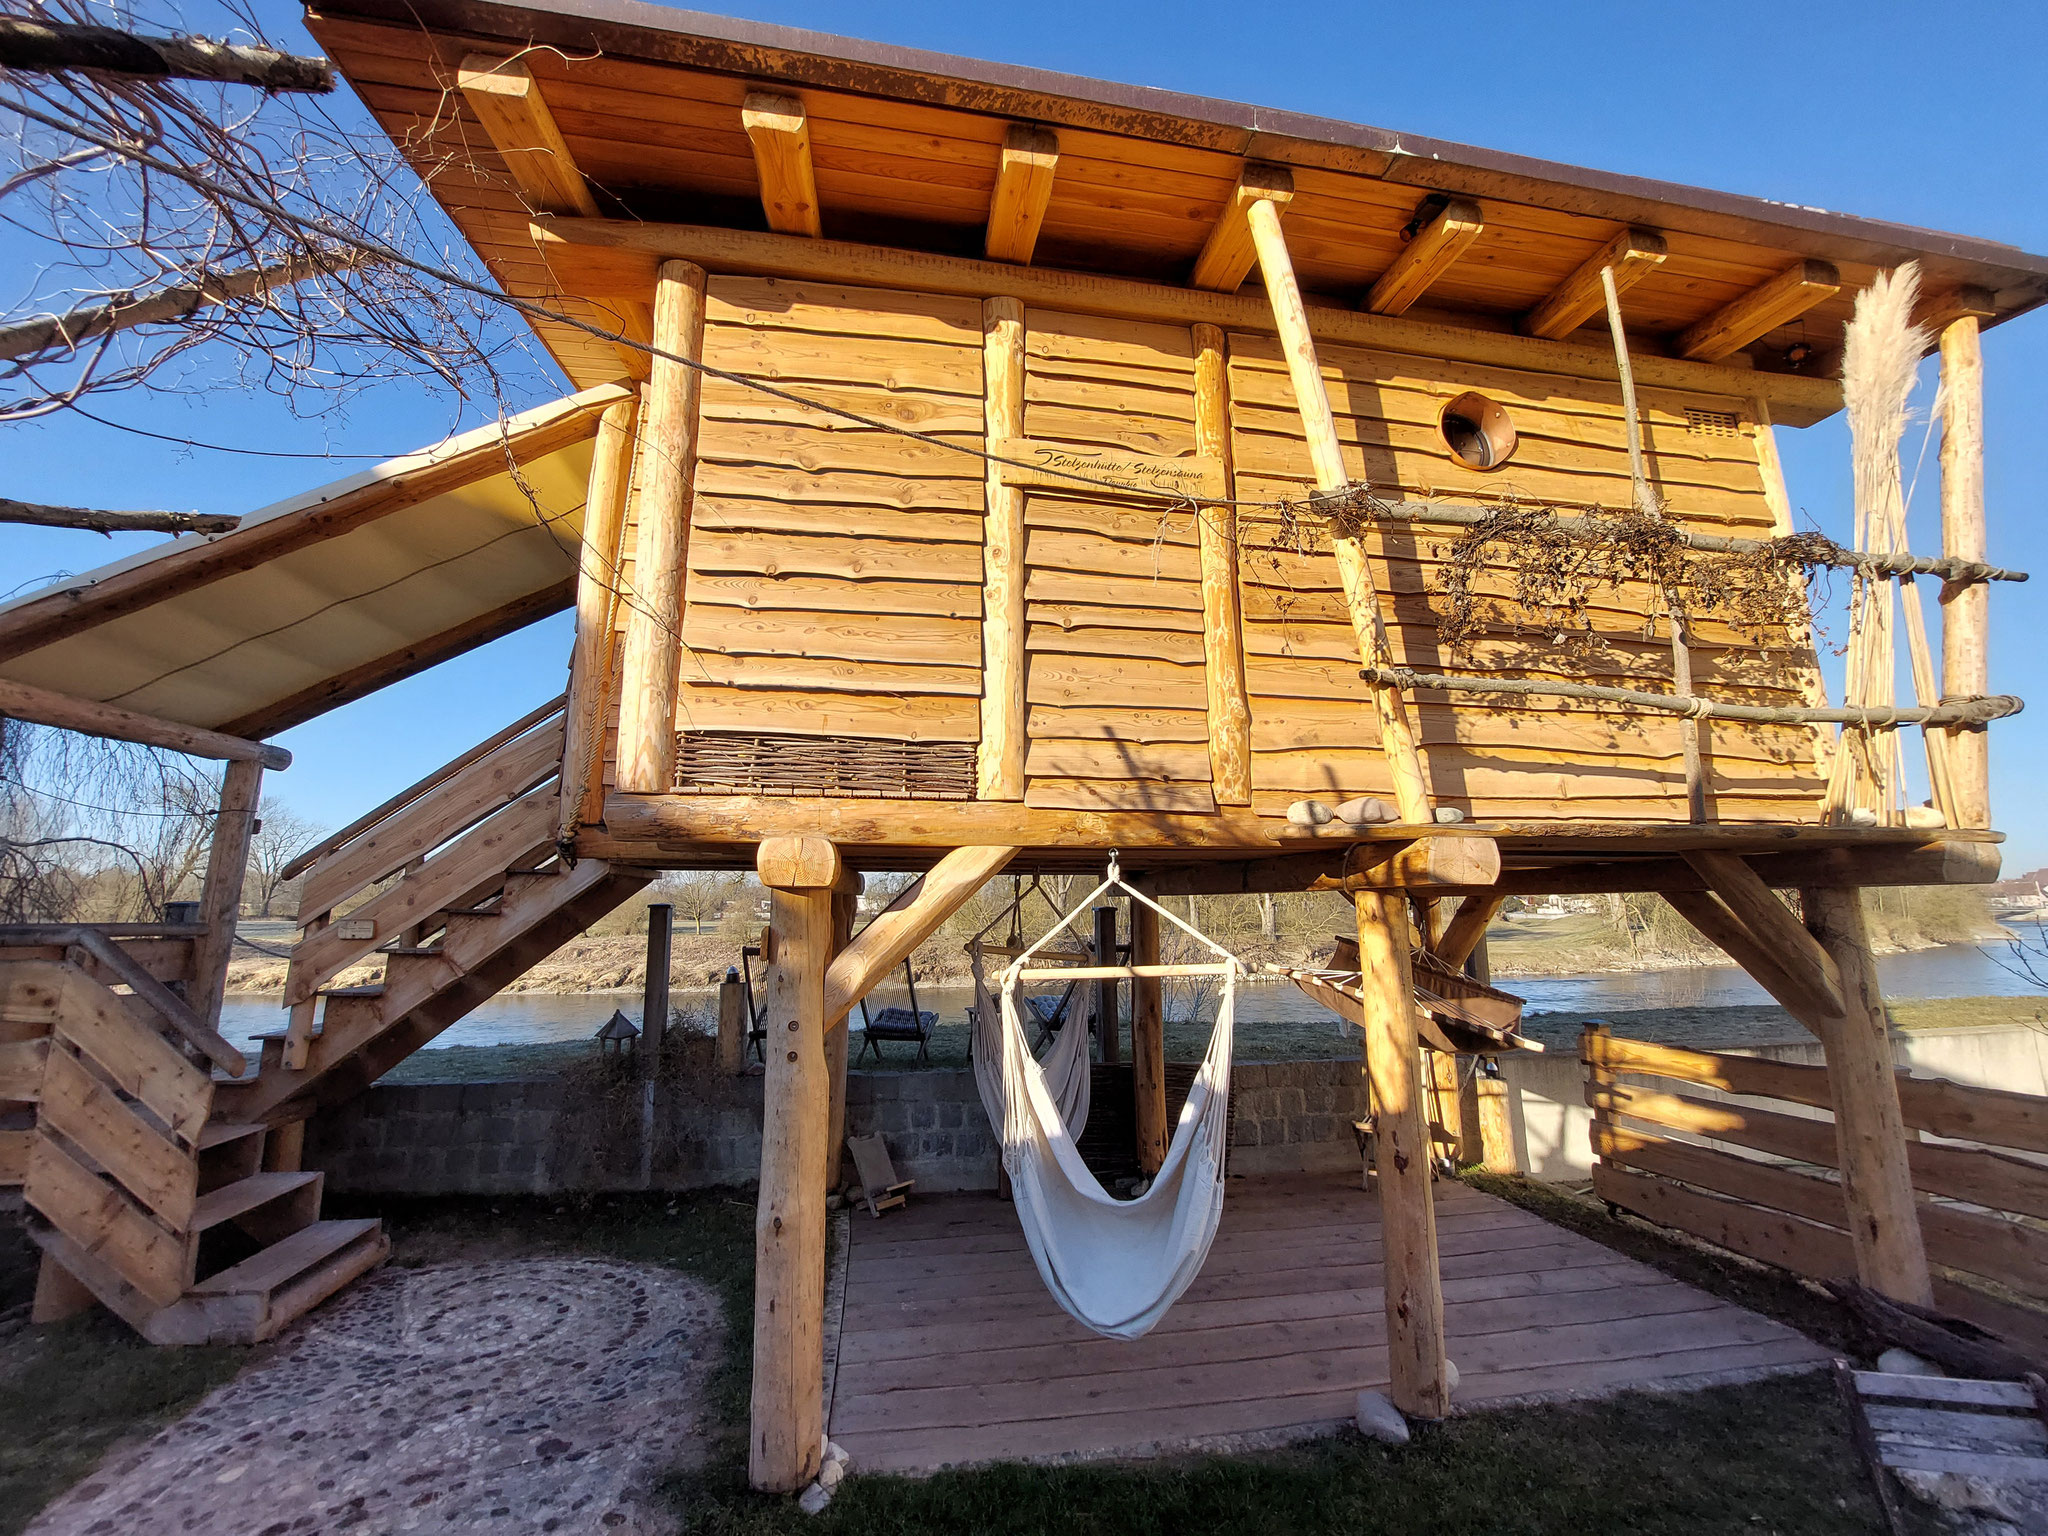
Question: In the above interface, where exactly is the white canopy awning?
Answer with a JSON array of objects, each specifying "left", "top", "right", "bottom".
[{"left": 0, "top": 384, "right": 627, "bottom": 737}]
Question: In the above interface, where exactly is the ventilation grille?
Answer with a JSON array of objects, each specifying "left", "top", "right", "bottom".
[
  {"left": 1685, "top": 408, "right": 1741, "bottom": 438},
  {"left": 673, "top": 731, "right": 977, "bottom": 799}
]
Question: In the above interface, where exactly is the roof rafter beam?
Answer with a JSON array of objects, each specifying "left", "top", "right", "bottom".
[
  {"left": 1189, "top": 162, "right": 1294, "bottom": 293},
  {"left": 984, "top": 123, "right": 1058, "bottom": 265},
  {"left": 1674, "top": 258, "right": 1840, "bottom": 362},
  {"left": 1364, "top": 197, "right": 1485, "bottom": 316},
  {"left": 459, "top": 54, "right": 652, "bottom": 377},
  {"left": 742, "top": 90, "right": 823, "bottom": 238},
  {"left": 1523, "top": 227, "right": 1669, "bottom": 340}
]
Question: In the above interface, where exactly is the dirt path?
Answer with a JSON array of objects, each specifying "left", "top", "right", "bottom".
[{"left": 28, "top": 1258, "right": 722, "bottom": 1535}]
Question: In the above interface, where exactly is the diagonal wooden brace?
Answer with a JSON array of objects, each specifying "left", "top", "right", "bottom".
[{"left": 1682, "top": 851, "right": 1845, "bottom": 1016}]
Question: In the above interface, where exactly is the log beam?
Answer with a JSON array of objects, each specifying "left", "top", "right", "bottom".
[
  {"left": 188, "top": 758, "right": 262, "bottom": 1025},
  {"left": 1524, "top": 227, "right": 1668, "bottom": 340},
  {"left": 1191, "top": 322, "right": 1252, "bottom": 805},
  {"left": 750, "top": 837, "right": 837, "bottom": 1492},
  {"left": 1246, "top": 195, "right": 1432, "bottom": 824},
  {"left": 0, "top": 676, "right": 289, "bottom": 768},
  {"left": 561, "top": 395, "right": 637, "bottom": 835},
  {"left": 1365, "top": 198, "right": 1484, "bottom": 316},
  {"left": 985, "top": 124, "right": 1059, "bottom": 264},
  {"left": 1804, "top": 886, "right": 1934, "bottom": 1305},
  {"left": 742, "top": 92, "right": 823, "bottom": 238},
  {"left": 1661, "top": 888, "right": 1843, "bottom": 1028},
  {"left": 1674, "top": 259, "right": 1841, "bottom": 362},
  {"left": 531, "top": 218, "right": 1847, "bottom": 425},
  {"left": 1356, "top": 888, "right": 1450, "bottom": 1417},
  {"left": 1189, "top": 162, "right": 1294, "bottom": 293},
  {"left": 1940, "top": 315, "right": 1991, "bottom": 829},
  {"left": 979, "top": 297, "right": 1028, "bottom": 800},
  {"left": 615, "top": 260, "right": 707, "bottom": 792},
  {"left": 1435, "top": 894, "right": 1502, "bottom": 970},
  {"left": 822, "top": 845, "right": 1018, "bottom": 1022},
  {"left": 1131, "top": 883, "right": 1167, "bottom": 1176}
]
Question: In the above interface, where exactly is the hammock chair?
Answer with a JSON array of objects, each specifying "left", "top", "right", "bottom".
[
  {"left": 965, "top": 877, "right": 1096, "bottom": 1139},
  {"left": 971, "top": 859, "right": 1242, "bottom": 1341}
]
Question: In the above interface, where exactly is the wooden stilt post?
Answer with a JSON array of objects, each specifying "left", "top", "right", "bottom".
[
  {"left": 641, "top": 902, "right": 672, "bottom": 1061},
  {"left": 1094, "top": 903, "right": 1120, "bottom": 1065},
  {"left": 1354, "top": 888, "right": 1450, "bottom": 1418},
  {"left": 561, "top": 393, "right": 637, "bottom": 836},
  {"left": 824, "top": 888, "right": 857, "bottom": 1196},
  {"left": 1939, "top": 315, "right": 1991, "bottom": 829},
  {"left": 1245, "top": 196, "right": 1431, "bottom": 824},
  {"left": 1191, "top": 321, "right": 1253, "bottom": 806},
  {"left": 1130, "top": 883, "right": 1167, "bottom": 1176},
  {"left": 190, "top": 757, "right": 262, "bottom": 1030},
  {"left": 979, "top": 297, "right": 1028, "bottom": 801},
  {"left": 1803, "top": 886, "right": 1934, "bottom": 1305},
  {"left": 716, "top": 967, "right": 747, "bottom": 1075},
  {"left": 617, "top": 258, "right": 708, "bottom": 793},
  {"left": 750, "top": 836, "right": 838, "bottom": 1493}
]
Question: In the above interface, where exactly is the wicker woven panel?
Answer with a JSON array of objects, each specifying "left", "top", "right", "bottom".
[{"left": 673, "top": 731, "right": 977, "bottom": 799}]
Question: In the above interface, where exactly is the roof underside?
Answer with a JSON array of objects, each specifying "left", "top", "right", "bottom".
[
  {"left": 0, "top": 387, "right": 621, "bottom": 737},
  {"left": 306, "top": 0, "right": 2048, "bottom": 397}
]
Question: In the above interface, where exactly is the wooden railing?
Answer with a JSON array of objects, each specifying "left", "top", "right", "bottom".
[{"left": 1585, "top": 1027, "right": 2048, "bottom": 1354}]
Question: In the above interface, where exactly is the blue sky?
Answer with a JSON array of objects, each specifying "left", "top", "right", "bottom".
[{"left": 7, "top": 0, "right": 2046, "bottom": 867}]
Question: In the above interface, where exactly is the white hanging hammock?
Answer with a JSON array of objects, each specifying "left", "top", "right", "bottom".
[
  {"left": 970, "top": 861, "right": 1241, "bottom": 1341},
  {"left": 969, "top": 935, "right": 1091, "bottom": 1140}
]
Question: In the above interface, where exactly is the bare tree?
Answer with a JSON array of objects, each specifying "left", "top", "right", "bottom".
[
  {"left": 658, "top": 870, "right": 742, "bottom": 935},
  {"left": 245, "top": 796, "right": 320, "bottom": 918}
]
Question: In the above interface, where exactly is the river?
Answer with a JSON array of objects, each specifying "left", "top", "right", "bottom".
[{"left": 218, "top": 924, "right": 2045, "bottom": 1059}]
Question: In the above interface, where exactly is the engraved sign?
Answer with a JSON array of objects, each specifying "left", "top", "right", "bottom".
[
  {"left": 333, "top": 918, "right": 377, "bottom": 942},
  {"left": 988, "top": 438, "right": 1225, "bottom": 500}
]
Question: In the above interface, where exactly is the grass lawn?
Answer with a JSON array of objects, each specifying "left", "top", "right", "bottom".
[{"left": 4, "top": 1183, "right": 1914, "bottom": 1536}]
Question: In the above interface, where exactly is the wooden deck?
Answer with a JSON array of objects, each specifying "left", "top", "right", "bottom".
[{"left": 828, "top": 1171, "right": 1830, "bottom": 1472}]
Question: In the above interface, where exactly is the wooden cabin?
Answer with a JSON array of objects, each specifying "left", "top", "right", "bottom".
[{"left": 2, "top": 0, "right": 2042, "bottom": 1493}]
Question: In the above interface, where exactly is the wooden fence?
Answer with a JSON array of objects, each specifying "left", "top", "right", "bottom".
[{"left": 1584, "top": 1027, "right": 2048, "bottom": 1355}]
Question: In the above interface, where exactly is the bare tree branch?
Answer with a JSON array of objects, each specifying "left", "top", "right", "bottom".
[
  {"left": 0, "top": 497, "right": 236, "bottom": 533},
  {"left": 0, "top": 16, "right": 331, "bottom": 92},
  {"left": 0, "top": 247, "right": 369, "bottom": 360}
]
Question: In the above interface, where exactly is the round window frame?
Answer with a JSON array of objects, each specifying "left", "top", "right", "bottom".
[{"left": 1438, "top": 391, "right": 1519, "bottom": 473}]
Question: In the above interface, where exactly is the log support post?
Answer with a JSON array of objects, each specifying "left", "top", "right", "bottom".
[
  {"left": 1355, "top": 888, "right": 1450, "bottom": 1418},
  {"left": 641, "top": 902, "right": 672, "bottom": 1063},
  {"left": 716, "top": 966, "right": 747, "bottom": 1075},
  {"left": 1191, "top": 322, "right": 1252, "bottom": 805},
  {"left": 1130, "top": 882, "right": 1167, "bottom": 1176},
  {"left": 562, "top": 394, "right": 637, "bottom": 835},
  {"left": 1939, "top": 316, "right": 1990, "bottom": 829},
  {"left": 749, "top": 836, "right": 838, "bottom": 1492},
  {"left": 979, "top": 297, "right": 1028, "bottom": 800},
  {"left": 1245, "top": 196, "right": 1431, "bottom": 823},
  {"left": 1803, "top": 886, "right": 1934, "bottom": 1305},
  {"left": 190, "top": 757, "right": 262, "bottom": 1028},
  {"left": 825, "top": 888, "right": 858, "bottom": 1196},
  {"left": 616, "top": 259, "right": 708, "bottom": 793}
]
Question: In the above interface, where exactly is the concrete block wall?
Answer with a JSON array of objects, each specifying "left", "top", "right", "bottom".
[{"left": 304, "top": 1058, "right": 1372, "bottom": 1196}]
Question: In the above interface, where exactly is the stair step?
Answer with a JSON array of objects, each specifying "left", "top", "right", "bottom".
[
  {"left": 191, "top": 1170, "right": 321, "bottom": 1231},
  {"left": 380, "top": 946, "right": 444, "bottom": 959},
  {"left": 319, "top": 984, "right": 386, "bottom": 1000},
  {"left": 198, "top": 1122, "right": 265, "bottom": 1150},
  {"left": 189, "top": 1217, "right": 380, "bottom": 1297},
  {"left": 442, "top": 905, "right": 503, "bottom": 918}
]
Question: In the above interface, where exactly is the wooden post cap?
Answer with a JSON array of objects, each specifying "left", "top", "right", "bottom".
[{"left": 757, "top": 836, "right": 843, "bottom": 892}]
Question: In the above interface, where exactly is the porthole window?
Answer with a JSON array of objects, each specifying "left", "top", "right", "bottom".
[{"left": 1439, "top": 391, "right": 1518, "bottom": 471}]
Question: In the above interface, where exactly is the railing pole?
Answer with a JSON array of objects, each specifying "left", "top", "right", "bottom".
[{"left": 189, "top": 758, "right": 262, "bottom": 1028}]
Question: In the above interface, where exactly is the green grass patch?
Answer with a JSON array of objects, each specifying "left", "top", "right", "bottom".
[{"left": 663, "top": 1372, "right": 1897, "bottom": 1536}]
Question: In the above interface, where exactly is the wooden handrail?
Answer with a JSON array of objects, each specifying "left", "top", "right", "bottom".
[
  {"left": 3, "top": 924, "right": 247, "bottom": 1075},
  {"left": 281, "top": 693, "right": 566, "bottom": 882},
  {"left": 0, "top": 676, "right": 290, "bottom": 768}
]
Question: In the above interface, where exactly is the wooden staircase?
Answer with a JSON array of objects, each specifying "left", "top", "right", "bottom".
[
  {"left": 1, "top": 938, "right": 389, "bottom": 1344},
  {"left": 2, "top": 700, "right": 650, "bottom": 1343}
]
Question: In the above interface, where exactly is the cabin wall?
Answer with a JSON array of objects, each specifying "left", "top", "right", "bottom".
[{"left": 590, "top": 274, "right": 1828, "bottom": 824}]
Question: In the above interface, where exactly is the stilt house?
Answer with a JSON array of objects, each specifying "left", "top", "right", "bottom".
[{"left": 1, "top": 0, "right": 2041, "bottom": 1491}]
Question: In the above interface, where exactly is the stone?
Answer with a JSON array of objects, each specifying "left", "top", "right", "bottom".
[
  {"left": 1446, "top": 1358, "right": 1460, "bottom": 1393},
  {"left": 1433, "top": 806, "right": 1466, "bottom": 824},
  {"left": 825, "top": 1441, "right": 849, "bottom": 1466},
  {"left": 1333, "top": 796, "right": 1397, "bottom": 826},
  {"left": 1875, "top": 1347, "right": 1943, "bottom": 1378},
  {"left": 1354, "top": 1390, "right": 1410, "bottom": 1445},
  {"left": 1285, "top": 799, "right": 1335, "bottom": 826},
  {"left": 817, "top": 1460, "right": 845, "bottom": 1490},
  {"left": 798, "top": 1482, "right": 833, "bottom": 1515}
]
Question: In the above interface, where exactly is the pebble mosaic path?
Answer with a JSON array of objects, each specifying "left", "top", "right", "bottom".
[{"left": 29, "top": 1258, "right": 723, "bottom": 1535}]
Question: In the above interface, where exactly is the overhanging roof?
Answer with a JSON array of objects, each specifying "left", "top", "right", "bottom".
[
  {"left": 305, "top": 0, "right": 2048, "bottom": 397},
  {"left": 0, "top": 385, "right": 625, "bottom": 738}
]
